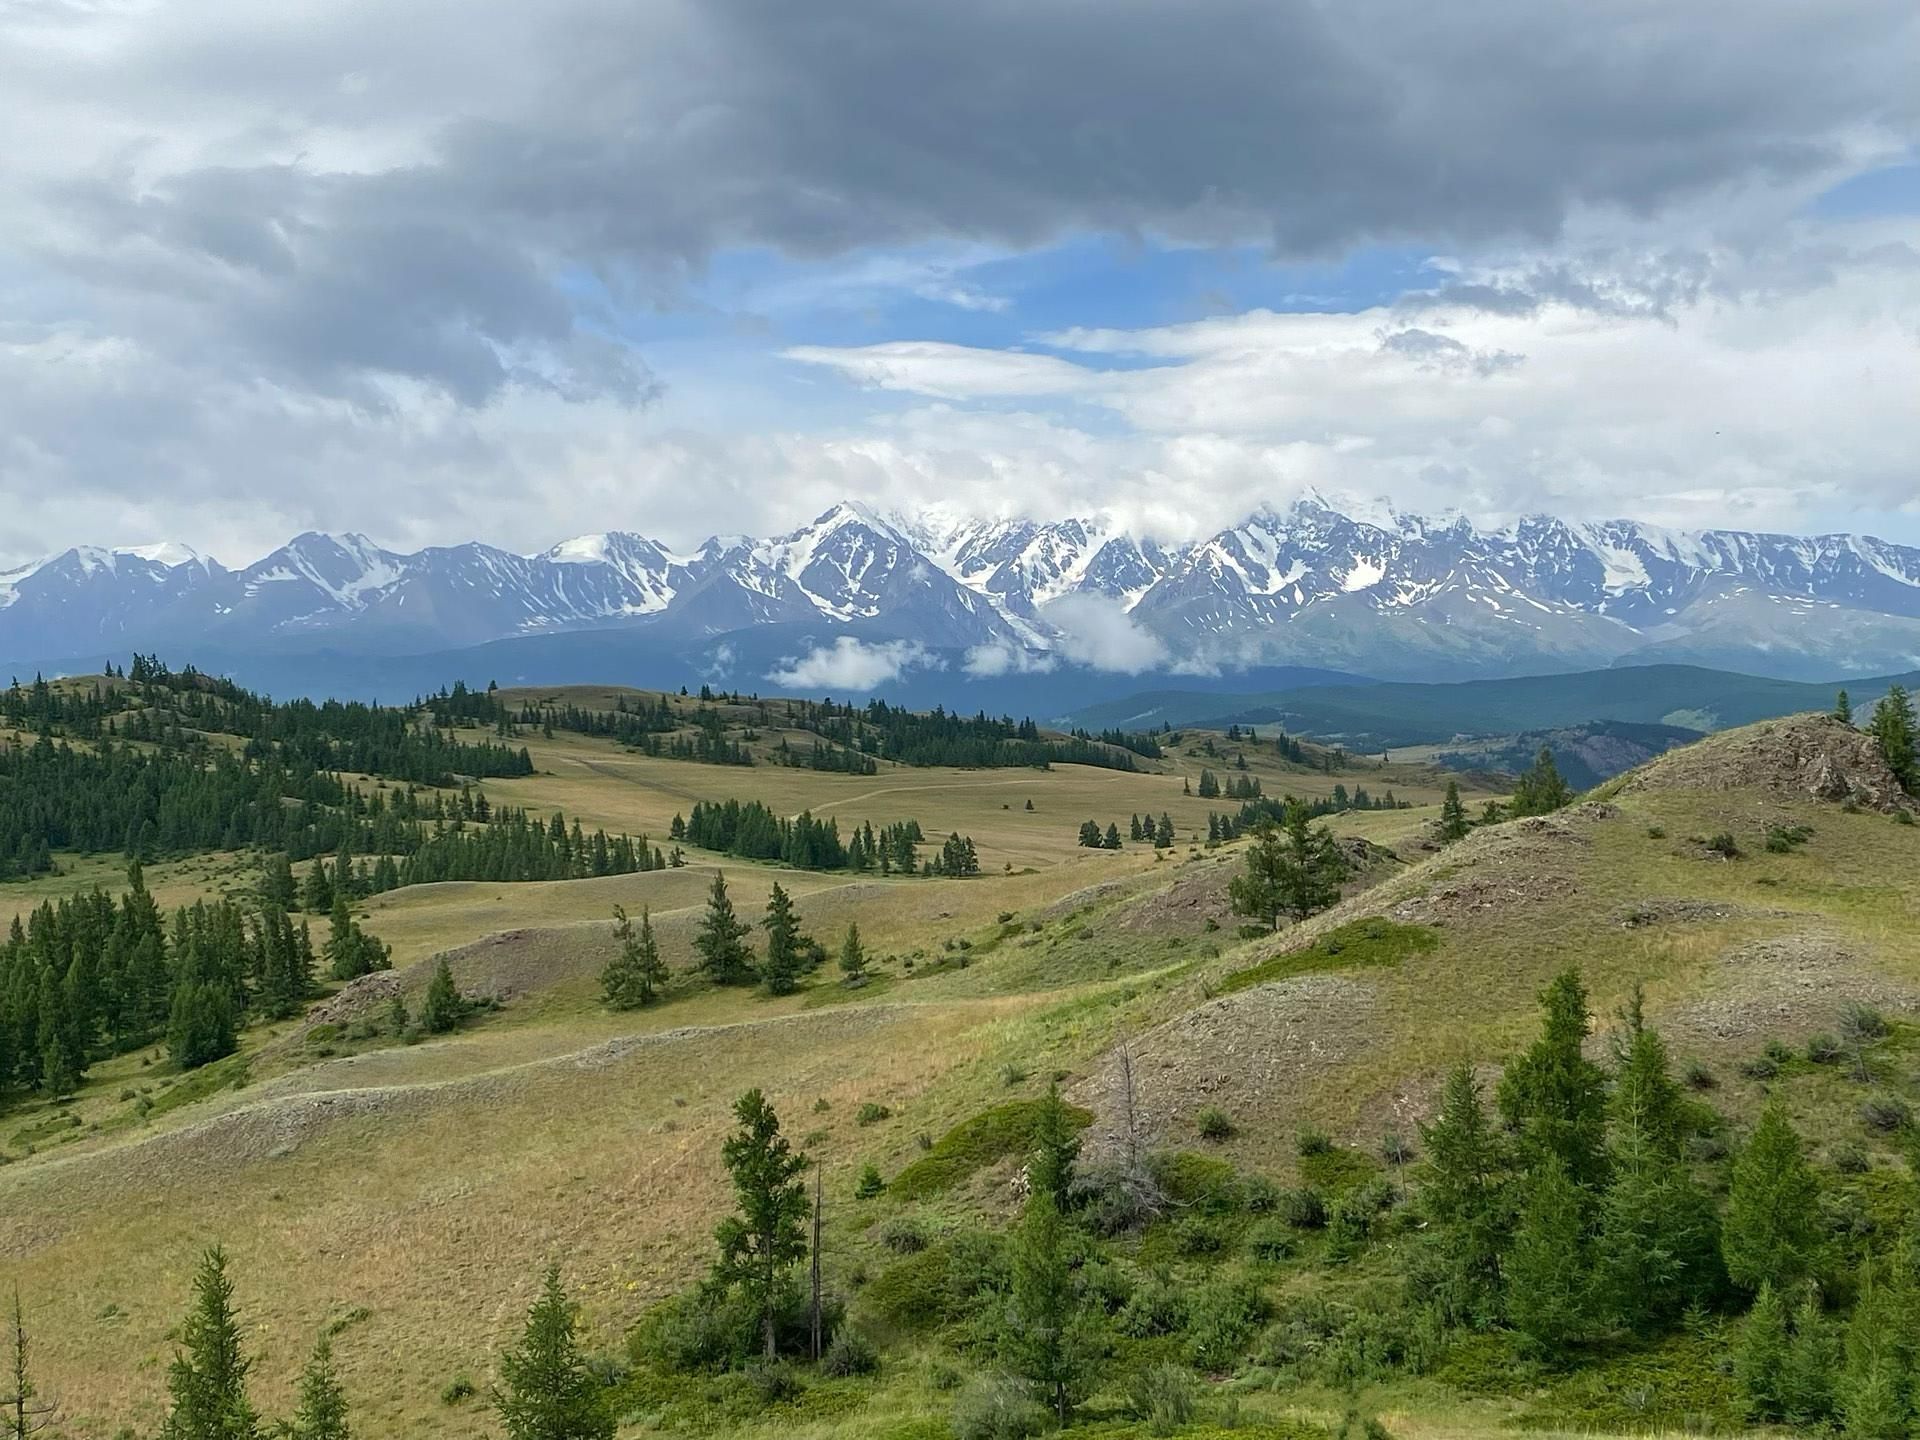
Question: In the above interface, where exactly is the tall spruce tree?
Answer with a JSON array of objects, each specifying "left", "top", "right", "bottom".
[
  {"left": 1869, "top": 683, "right": 1918, "bottom": 791},
  {"left": 1723, "top": 1101, "right": 1822, "bottom": 1295},
  {"left": 163, "top": 1247, "right": 259, "bottom": 1440},
  {"left": 1438, "top": 780, "right": 1469, "bottom": 843},
  {"left": 694, "top": 871, "right": 754, "bottom": 986},
  {"left": 1594, "top": 1102, "right": 1722, "bottom": 1333},
  {"left": 836, "top": 923, "right": 867, "bottom": 987},
  {"left": 1415, "top": 1063, "right": 1509, "bottom": 1327},
  {"left": 1836, "top": 1264, "right": 1911, "bottom": 1440},
  {"left": 1782, "top": 1290, "right": 1839, "bottom": 1428},
  {"left": 761, "top": 883, "right": 803, "bottom": 996},
  {"left": 1004, "top": 1193, "right": 1102, "bottom": 1425},
  {"left": 1027, "top": 1081, "right": 1081, "bottom": 1215},
  {"left": 1737, "top": 1282, "right": 1790, "bottom": 1421},
  {"left": 1496, "top": 968, "right": 1609, "bottom": 1193},
  {"left": 289, "top": 1337, "right": 350, "bottom": 1440},
  {"left": 1505, "top": 1154, "right": 1590, "bottom": 1357},
  {"left": 1835, "top": 689, "right": 1854, "bottom": 725},
  {"left": 492, "top": 1267, "right": 613, "bottom": 1440},
  {"left": 714, "top": 1089, "right": 810, "bottom": 1358}
]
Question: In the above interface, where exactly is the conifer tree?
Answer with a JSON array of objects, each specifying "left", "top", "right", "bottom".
[
  {"left": 761, "top": 883, "right": 804, "bottom": 996},
  {"left": 1510, "top": 746, "right": 1573, "bottom": 816},
  {"left": 3, "top": 1287, "right": 56, "bottom": 1440},
  {"left": 1228, "top": 803, "right": 1344, "bottom": 930},
  {"left": 1608, "top": 992, "right": 1685, "bottom": 1157},
  {"left": 1723, "top": 1101, "right": 1822, "bottom": 1295},
  {"left": 1594, "top": 1101, "right": 1722, "bottom": 1332},
  {"left": 836, "top": 923, "right": 867, "bottom": 987},
  {"left": 1438, "top": 780, "right": 1469, "bottom": 843},
  {"left": 1496, "top": 968, "right": 1610, "bottom": 1192},
  {"left": 1836, "top": 1264, "right": 1911, "bottom": 1439},
  {"left": 1505, "top": 1154, "right": 1590, "bottom": 1357},
  {"left": 301, "top": 863, "right": 333, "bottom": 915},
  {"left": 1027, "top": 1081, "right": 1080, "bottom": 1215},
  {"left": 1004, "top": 1193, "right": 1102, "bottom": 1424},
  {"left": 492, "top": 1267, "right": 613, "bottom": 1440},
  {"left": 694, "top": 871, "right": 754, "bottom": 985},
  {"left": 1835, "top": 689, "right": 1854, "bottom": 725},
  {"left": 1103, "top": 823, "right": 1122, "bottom": 850},
  {"left": 290, "top": 1337, "right": 350, "bottom": 1440},
  {"left": 164, "top": 1247, "right": 260, "bottom": 1440},
  {"left": 419, "top": 957, "right": 463, "bottom": 1034},
  {"left": 1415, "top": 1063, "right": 1509, "bottom": 1326},
  {"left": 1736, "top": 1282, "right": 1790, "bottom": 1421},
  {"left": 1869, "top": 683, "right": 1918, "bottom": 791},
  {"left": 1076, "top": 820, "right": 1103, "bottom": 848},
  {"left": 715, "top": 1089, "right": 810, "bottom": 1359},
  {"left": 262, "top": 854, "right": 297, "bottom": 911},
  {"left": 1783, "top": 1290, "right": 1839, "bottom": 1428},
  {"left": 601, "top": 905, "right": 664, "bottom": 1010}
]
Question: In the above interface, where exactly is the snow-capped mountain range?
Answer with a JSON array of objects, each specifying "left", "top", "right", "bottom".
[{"left": 7, "top": 497, "right": 1920, "bottom": 685}]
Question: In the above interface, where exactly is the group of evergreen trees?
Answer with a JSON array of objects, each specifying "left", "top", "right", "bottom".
[
  {"left": 0, "top": 861, "right": 382, "bottom": 1099},
  {"left": 1227, "top": 802, "right": 1347, "bottom": 929},
  {"left": 1406, "top": 968, "right": 1920, "bottom": 1435},
  {"left": 673, "top": 803, "right": 961, "bottom": 876},
  {"left": 773, "top": 698, "right": 1143, "bottom": 771},
  {"left": 1193, "top": 768, "right": 1264, "bottom": 801},
  {"left": 1076, "top": 820, "right": 1125, "bottom": 850}
]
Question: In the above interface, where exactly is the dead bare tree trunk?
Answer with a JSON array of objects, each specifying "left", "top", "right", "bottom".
[{"left": 1117, "top": 1026, "right": 1140, "bottom": 1175}]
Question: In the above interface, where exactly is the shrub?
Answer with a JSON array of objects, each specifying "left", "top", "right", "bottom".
[
  {"left": 1380, "top": 1131, "right": 1416, "bottom": 1166},
  {"left": 856, "top": 1102, "right": 892, "bottom": 1127},
  {"left": 1705, "top": 832, "right": 1741, "bottom": 859},
  {"left": 1248, "top": 1218, "right": 1296, "bottom": 1261},
  {"left": 1765, "top": 824, "right": 1813, "bottom": 853},
  {"left": 1238, "top": 1173, "right": 1281, "bottom": 1213},
  {"left": 1149, "top": 1152, "right": 1242, "bottom": 1214},
  {"left": 1071, "top": 1159, "right": 1167, "bottom": 1236},
  {"left": 745, "top": 1357, "right": 800, "bottom": 1404},
  {"left": 1806, "top": 1033, "right": 1843, "bottom": 1064},
  {"left": 1841, "top": 1004, "right": 1889, "bottom": 1043},
  {"left": 1684, "top": 1060, "right": 1718, "bottom": 1091},
  {"left": 1297, "top": 1128, "right": 1334, "bottom": 1157},
  {"left": 821, "top": 1327, "right": 879, "bottom": 1378},
  {"left": 440, "top": 1376, "right": 476, "bottom": 1405},
  {"left": 876, "top": 1217, "right": 932, "bottom": 1255},
  {"left": 1174, "top": 1216, "right": 1232, "bottom": 1256},
  {"left": 1126, "top": 1362, "right": 1198, "bottom": 1436},
  {"left": 1278, "top": 1187, "right": 1328, "bottom": 1230},
  {"left": 890, "top": 1100, "right": 1092, "bottom": 1201},
  {"left": 1000, "top": 1064, "right": 1028, "bottom": 1087},
  {"left": 950, "top": 1372, "right": 1046, "bottom": 1440},
  {"left": 1186, "top": 1277, "right": 1269, "bottom": 1372},
  {"left": 1740, "top": 1053, "right": 1779, "bottom": 1081},
  {"left": 1831, "top": 1142, "right": 1871, "bottom": 1174},
  {"left": 1196, "top": 1107, "right": 1236, "bottom": 1141},
  {"left": 1646, "top": 825, "right": 1668, "bottom": 839},
  {"left": 1118, "top": 1271, "right": 1187, "bottom": 1338},
  {"left": 1861, "top": 1094, "right": 1912, "bottom": 1133}
]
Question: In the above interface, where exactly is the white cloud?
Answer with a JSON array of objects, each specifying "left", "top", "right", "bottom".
[
  {"left": 766, "top": 637, "right": 940, "bottom": 692},
  {"left": 961, "top": 640, "right": 1057, "bottom": 677},
  {"left": 1040, "top": 594, "right": 1171, "bottom": 674}
]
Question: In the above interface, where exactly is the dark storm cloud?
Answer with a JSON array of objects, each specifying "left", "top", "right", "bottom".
[
  {"left": 1, "top": 0, "right": 1917, "bottom": 559},
  {"left": 18, "top": 0, "right": 1918, "bottom": 402}
]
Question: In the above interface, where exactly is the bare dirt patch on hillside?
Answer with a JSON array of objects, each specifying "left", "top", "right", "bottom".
[
  {"left": 1073, "top": 974, "right": 1379, "bottom": 1157},
  {"left": 1615, "top": 714, "right": 1913, "bottom": 814},
  {"left": 1667, "top": 930, "right": 1920, "bottom": 1046},
  {"left": 1385, "top": 810, "right": 1604, "bottom": 925}
]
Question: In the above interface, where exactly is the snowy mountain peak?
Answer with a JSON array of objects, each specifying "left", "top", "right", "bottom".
[{"left": 6, "top": 500, "right": 1920, "bottom": 683}]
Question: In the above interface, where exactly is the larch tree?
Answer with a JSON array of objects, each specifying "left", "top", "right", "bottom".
[
  {"left": 163, "top": 1247, "right": 260, "bottom": 1440},
  {"left": 492, "top": 1267, "right": 612, "bottom": 1440},
  {"left": 694, "top": 871, "right": 755, "bottom": 986},
  {"left": 714, "top": 1089, "right": 811, "bottom": 1359}
]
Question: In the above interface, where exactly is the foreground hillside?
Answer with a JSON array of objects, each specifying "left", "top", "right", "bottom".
[{"left": 3, "top": 681, "right": 1920, "bottom": 1439}]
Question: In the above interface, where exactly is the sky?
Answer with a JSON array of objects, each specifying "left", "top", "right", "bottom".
[{"left": 2, "top": 0, "right": 1918, "bottom": 568}]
